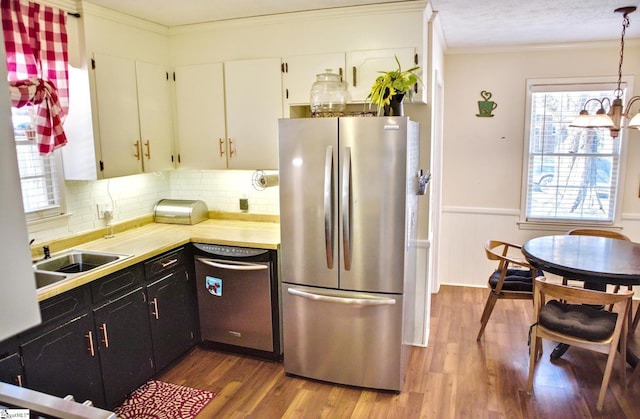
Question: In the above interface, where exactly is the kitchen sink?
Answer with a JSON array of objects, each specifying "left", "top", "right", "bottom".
[
  {"left": 34, "top": 270, "right": 68, "bottom": 289},
  {"left": 33, "top": 249, "right": 132, "bottom": 277}
]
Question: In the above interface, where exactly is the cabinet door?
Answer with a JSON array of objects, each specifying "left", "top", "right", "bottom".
[
  {"left": 283, "top": 53, "right": 345, "bottom": 105},
  {"left": 92, "top": 53, "right": 142, "bottom": 178},
  {"left": 147, "top": 269, "right": 196, "bottom": 372},
  {"left": 224, "top": 58, "right": 283, "bottom": 170},
  {"left": 20, "top": 313, "right": 105, "bottom": 407},
  {"left": 174, "top": 63, "right": 227, "bottom": 169},
  {"left": 347, "top": 47, "right": 417, "bottom": 102},
  {"left": 136, "top": 61, "right": 175, "bottom": 172},
  {"left": 0, "top": 353, "right": 23, "bottom": 387},
  {"left": 93, "top": 286, "right": 154, "bottom": 409}
]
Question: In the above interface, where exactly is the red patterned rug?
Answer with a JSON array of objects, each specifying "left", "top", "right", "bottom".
[{"left": 114, "top": 380, "right": 215, "bottom": 419}]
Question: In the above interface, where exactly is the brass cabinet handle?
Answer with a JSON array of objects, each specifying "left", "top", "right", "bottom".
[
  {"left": 99, "top": 323, "right": 109, "bottom": 348},
  {"left": 133, "top": 140, "right": 141, "bottom": 160},
  {"left": 218, "top": 138, "right": 225, "bottom": 157},
  {"left": 144, "top": 140, "right": 151, "bottom": 159},
  {"left": 16, "top": 374, "right": 23, "bottom": 387},
  {"left": 161, "top": 258, "right": 178, "bottom": 268},
  {"left": 352, "top": 66, "right": 357, "bottom": 87},
  {"left": 86, "top": 331, "right": 96, "bottom": 357},
  {"left": 228, "top": 138, "right": 236, "bottom": 157},
  {"left": 151, "top": 297, "right": 159, "bottom": 320}
]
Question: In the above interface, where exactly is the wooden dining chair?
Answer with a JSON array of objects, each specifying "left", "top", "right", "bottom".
[
  {"left": 527, "top": 276, "right": 633, "bottom": 412},
  {"left": 476, "top": 240, "right": 540, "bottom": 341},
  {"left": 565, "top": 229, "right": 638, "bottom": 332},
  {"left": 566, "top": 228, "right": 630, "bottom": 241},
  {"left": 565, "top": 228, "right": 631, "bottom": 291}
]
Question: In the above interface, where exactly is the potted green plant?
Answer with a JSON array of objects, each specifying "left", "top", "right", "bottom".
[{"left": 367, "top": 55, "right": 421, "bottom": 116}]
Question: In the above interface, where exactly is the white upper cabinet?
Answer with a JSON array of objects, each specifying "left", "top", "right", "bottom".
[
  {"left": 174, "top": 57, "right": 282, "bottom": 170},
  {"left": 92, "top": 53, "right": 138, "bottom": 177},
  {"left": 347, "top": 47, "right": 421, "bottom": 103},
  {"left": 224, "top": 58, "right": 282, "bottom": 170},
  {"left": 92, "top": 53, "right": 174, "bottom": 178},
  {"left": 174, "top": 62, "right": 227, "bottom": 169},
  {"left": 135, "top": 61, "right": 175, "bottom": 173},
  {"left": 61, "top": 6, "right": 173, "bottom": 180},
  {"left": 282, "top": 53, "right": 346, "bottom": 106}
]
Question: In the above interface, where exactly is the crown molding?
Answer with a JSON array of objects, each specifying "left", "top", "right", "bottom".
[
  {"left": 169, "top": 0, "right": 430, "bottom": 36},
  {"left": 80, "top": 1, "right": 169, "bottom": 35},
  {"left": 37, "top": 0, "right": 78, "bottom": 13},
  {"left": 445, "top": 38, "right": 640, "bottom": 55}
]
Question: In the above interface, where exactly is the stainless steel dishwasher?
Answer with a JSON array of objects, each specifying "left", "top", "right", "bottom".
[{"left": 193, "top": 243, "right": 280, "bottom": 360}]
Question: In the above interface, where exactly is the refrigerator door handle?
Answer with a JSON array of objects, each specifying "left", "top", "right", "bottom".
[
  {"left": 324, "top": 145, "right": 334, "bottom": 269},
  {"left": 287, "top": 288, "right": 396, "bottom": 306},
  {"left": 342, "top": 146, "right": 352, "bottom": 270},
  {"left": 195, "top": 257, "right": 268, "bottom": 271}
]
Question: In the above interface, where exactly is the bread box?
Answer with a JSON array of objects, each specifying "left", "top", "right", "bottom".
[{"left": 154, "top": 199, "right": 208, "bottom": 225}]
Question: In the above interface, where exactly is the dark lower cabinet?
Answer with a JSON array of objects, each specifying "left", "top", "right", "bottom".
[
  {"left": 3, "top": 247, "right": 200, "bottom": 411},
  {"left": 93, "top": 286, "right": 154, "bottom": 409},
  {"left": 0, "top": 336, "right": 22, "bottom": 387},
  {"left": 147, "top": 269, "right": 197, "bottom": 372},
  {"left": 20, "top": 313, "right": 105, "bottom": 407},
  {"left": 0, "top": 353, "right": 23, "bottom": 387}
]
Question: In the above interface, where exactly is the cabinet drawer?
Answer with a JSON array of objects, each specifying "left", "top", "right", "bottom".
[
  {"left": 144, "top": 247, "right": 187, "bottom": 279},
  {"left": 91, "top": 264, "right": 145, "bottom": 304},
  {"left": 19, "top": 285, "right": 91, "bottom": 342},
  {"left": 0, "top": 336, "right": 19, "bottom": 360}
]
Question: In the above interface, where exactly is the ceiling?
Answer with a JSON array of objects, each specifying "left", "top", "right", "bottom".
[{"left": 82, "top": 0, "right": 640, "bottom": 49}]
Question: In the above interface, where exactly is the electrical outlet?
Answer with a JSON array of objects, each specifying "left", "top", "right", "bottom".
[
  {"left": 239, "top": 198, "right": 249, "bottom": 211},
  {"left": 97, "top": 203, "right": 112, "bottom": 219}
]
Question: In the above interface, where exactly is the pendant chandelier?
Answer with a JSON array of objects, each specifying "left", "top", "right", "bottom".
[{"left": 569, "top": 6, "right": 640, "bottom": 138}]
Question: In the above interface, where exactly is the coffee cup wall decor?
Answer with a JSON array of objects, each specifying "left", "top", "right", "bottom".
[{"left": 476, "top": 90, "right": 497, "bottom": 117}]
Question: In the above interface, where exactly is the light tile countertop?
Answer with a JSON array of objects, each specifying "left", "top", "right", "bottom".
[{"left": 35, "top": 219, "right": 280, "bottom": 301}]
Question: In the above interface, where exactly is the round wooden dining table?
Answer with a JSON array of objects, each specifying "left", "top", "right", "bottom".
[
  {"left": 522, "top": 234, "right": 640, "bottom": 365},
  {"left": 522, "top": 235, "right": 640, "bottom": 287}
]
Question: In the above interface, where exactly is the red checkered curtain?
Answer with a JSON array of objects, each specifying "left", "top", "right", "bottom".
[{"left": 1, "top": 0, "right": 68, "bottom": 154}]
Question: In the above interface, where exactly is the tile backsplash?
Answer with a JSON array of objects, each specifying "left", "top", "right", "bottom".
[
  {"left": 170, "top": 170, "right": 280, "bottom": 215},
  {"left": 28, "top": 170, "right": 280, "bottom": 243}
]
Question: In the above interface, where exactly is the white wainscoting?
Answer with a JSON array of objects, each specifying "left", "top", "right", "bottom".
[{"left": 439, "top": 206, "right": 640, "bottom": 289}]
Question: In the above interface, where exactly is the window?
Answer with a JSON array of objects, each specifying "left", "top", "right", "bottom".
[
  {"left": 11, "top": 106, "right": 64, "bottom": 221},
  {"left": 521, "top": 78, "right": 630, "bottom": 226}
]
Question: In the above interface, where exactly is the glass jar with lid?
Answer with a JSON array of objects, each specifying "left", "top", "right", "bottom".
[{"left": 310, "top": 69, "right": 347, "bottom": 116}]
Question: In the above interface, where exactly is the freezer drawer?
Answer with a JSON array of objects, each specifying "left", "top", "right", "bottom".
[{"left": 282, "top": 283, "right": 407, "bottom": 391}]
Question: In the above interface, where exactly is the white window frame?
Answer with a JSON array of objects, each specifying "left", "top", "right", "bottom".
[
  {"left": 519, "top": 76, "right": 632, "bottom": 230},
  {"left": 11, "top": 106, "right": 67, "bottom": 222}
]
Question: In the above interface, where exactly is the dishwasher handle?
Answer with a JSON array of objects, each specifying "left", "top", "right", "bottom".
[
  {"left": 196, "top": 257, "right": 268, "bottom": 271},
  {"left": 287, "top": 288, "right": 396, "bottom": 306}
]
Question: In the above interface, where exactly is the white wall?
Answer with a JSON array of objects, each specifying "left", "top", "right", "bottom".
[{"left": 439, "top": 43, "right": 640, "bottom": 287}]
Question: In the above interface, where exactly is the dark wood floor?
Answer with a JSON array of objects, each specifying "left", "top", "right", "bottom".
[{"left": 156, "top": 285, "right": 640, "bottom": 418}]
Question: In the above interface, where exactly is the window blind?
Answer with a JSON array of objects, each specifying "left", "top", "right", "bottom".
[
  {"left": 524, "top": 87, "right": 622, "bottom": 223},
  {"left": 12, "top": 106, "right": 62, "bottom": 219}
]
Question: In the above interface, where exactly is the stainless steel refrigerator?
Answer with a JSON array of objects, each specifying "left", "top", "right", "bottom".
[{"left": 278, "top": 116, "right": 420, "bottom": 392}]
